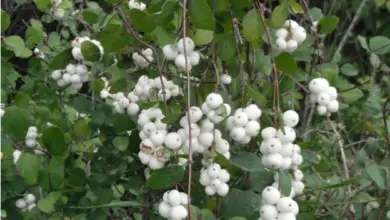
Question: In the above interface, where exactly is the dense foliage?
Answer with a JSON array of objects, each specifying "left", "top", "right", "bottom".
[{"left": 1, "top": 0, "right": 390, "bottom": 219}]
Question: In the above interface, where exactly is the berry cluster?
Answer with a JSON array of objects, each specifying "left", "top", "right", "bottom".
[
  {"left": 132, "top": 48, "right": 154, "bottom": 68},
  {"left": 201, "top": 93, "right": 231, "bottom": 124},
  {"left": 163, "top": 37, "right": 200, "bottom": 71},
  {"left": 158, "top": 190, "right": 189, "bottom": 220},
  {"left": 25, "top": 126, "right": 45, "bottom": 155},
  {"left": 260, "top": 186, "right": 299, "bottom": 220},
  {"left": 137, "top": 108, "right": 171, "bottom": 170},
  {"left": 260, "top": 110, "right": 302, "bottom": 170},
  {"left": 128, "top": 0, "right": 146, "bottom": 11},
  {"left": 71, "top": 36, "right": 104, "bottom": 61},
  {"left": 365, "top": 201, "right": 379, "bottom": 213},
  {"left": 275, "top": 20, "right": 307, "bottom": 53},
  {"left": 226, "top": 104, "right": 262, "bottom": 144},
  {"left": 199, "top": 163, "right": 230, "bottom": 196},
  {"left": 308, "top": 78, "right": 339, "bottom": 116},
  {"left": 51, "top": 63, "right": 90, "bottom": 90},
  {"left": 15, "top": 194, "right": 36, "bottom": 212}
]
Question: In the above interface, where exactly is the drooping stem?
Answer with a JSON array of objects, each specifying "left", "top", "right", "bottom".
[
  {"left": 255, "top": 0, "right": 280, "bottom": 126},
  {"left": 181, "top": 0, "right": 193, "bottom": 218}
]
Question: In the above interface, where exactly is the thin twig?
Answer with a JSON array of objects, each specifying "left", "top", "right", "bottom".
[
  {"left": 255, "top": 0, "right": 280, "bottom": 126},
  {"left": 332, "top": 0, "right": 370, "bottom": 60},
  {"left": 228, "top": 1, "right": 245, "bottom": 104},
  {"left": 327, "top": 118, "right": 355, "bottom": 216},
  {"left": 181, "top": 0, "right": 192, "bottom": 218}
]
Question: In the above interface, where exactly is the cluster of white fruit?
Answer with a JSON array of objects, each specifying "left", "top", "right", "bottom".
[
  {"left": 226, "top": 104, "right": 262, "bottom": 144},
  {"left": 260, "top": 186, "right": 299, "bottom": 220},
  {"left": 163, "top": 37, "right": 200, "bottom": 71},
  {"left": 132, "top": 48, "right": 154, "bottom": 68},
  {"left": 275, "top": 20, "right": 307, "bottom": 53},
  {"left": 199, "top": 163, "right": 230, "bottom": 196},
  {"left": 137, "top": 107, "right": 172, "bottom": 170},
  {"left": 51, "top": 63, "right": 91, "bottom": 90},
  {"left": 260, "top": 110, "right": 302, "bottom": 170},
  {"left": 71, "top": 36, "right": 104, "bottom": 61},
  {"left": 308, "top": 78, "right": 339, "bottom": 116},
  {"left": 176, "top": 94, "right": 231, "bottom": 157},
  {"left": 15, "top": 194, "right": 36, "bottom": 212},
  {"left": 128, "top": 0, "right": 146, "bottom": 11},
  {"left": 24, "top": 126, "right": 45, "bottom": 155},
  {"left": 158, "top": 190, "right": 189, "bottom": 220},
  {"left": 365, "top": 201, "right": 380, "bottom": 213}
]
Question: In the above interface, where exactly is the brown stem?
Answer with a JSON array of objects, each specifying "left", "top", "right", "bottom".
[
  {"left": 254, "top": 0, "right": 280, "bottom": 126},
  {"left": 228, "top": 1, "right": 246, "bottom": 105}
]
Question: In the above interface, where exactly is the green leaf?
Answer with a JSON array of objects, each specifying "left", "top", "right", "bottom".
[
  {"left": 218, "top": 33, "right": 236, "bottom": 61},
  {"left": 1, "top": 10, "right": 10, "bottom": 33},
  {"left": 289, "top": 0, "right": 304, "bottom": 14},
  {"left": 35, "top": 0, "right": 52, "bottom": 12},
  {"left": 16, "top": 153, "right": 41, "bottom": 185},
  {"left": 26, "top": 27, "right": 44, "bottom": 44},
  {"left": 369, "top": 36, "right": 390, "bottom": 55},
  {"left": 340, "top": 88, "right": 363, "bottom": 104},
  {"left": 74, "top": 119, "right": 91, "bottom": 140},
  {"left": 82, "top": 10, "right": 99, "bottom": 24},
  {"left": 246, "top": 85, "right": 266, "bottom": 105},
  {"left": 81, "top": 41, "right": 101, "bottom": 62},
  {"left": 68, "top": 168, "right": 86, "bottom": 186},
  {"left": 129, "top": 10, "right": 155, "bottom": 33},
  {"left": 38, "top": 198, "right": 55, "bottom": 213},
  {"left": 191, "top": 29, "right": 214, "bottom": 45},
  {"left": 222, "top": 191, "right": 260, "bottom": 219},
  {"left": 150, "top": 26, "right": 176, "bottom": 46},
  {"left": 242, "top": 9, "right": 264, "bottom": 43},
  {"left": 249, "top": 170, "right": 274, "bottom": 192},
  {"left": 42, "top": 127, "right": 66, "bottom": 156},
  {"left": 146, "top": 165, "right": 185, "bottom": 189},
  {"left": 366, "top": 164, "right": 386, "bottom": 190},
  {"left": 14, "top": 92, "right": 31, "bottom": 108},
  {"left": 4, "top": 35, "right": 25, "bottom": 57},
  {"left": 50, "top": 160, "right": 65, "bottom": 191},
  {"left": 98, "top": 24, "right": 132, "bottom": 53},
  {"left": 92, "top": 79, "right": 105, "bottom": 93},
  {"left": 271, "top": 5, "right": 289, "bottom": 28},
  {"left": 230, "top": 152, "right": 264, "bottom": 172},
  {"left": 357, "top": 35, "right": 369, "bottom": 51},
  {"left": 275, "top": 52, "right": 297, "bottom": 75},
  {"left": 309, "top": 7, "right": 323, "bottom": 21},
  {"left": 49, "top": 48, "right": 74, "bottom": 69},
  {"left": 279, "top": 171, "right": 292, "bottom": 196},
  {"left": 251, "top": 49, "right": 272, "bottom": 75},
  {"left": 69, "top": 201, "right": 142, "bottom": 209},
  {"left": 370, "top": 53, "right": 381, "bottom": 69},
  {"left": 318, "top": 16, "right": 339, "bottom": 35},
  {"left": 340, "top": 63, "right": 359, "bottom": 76},
  {"left": 188, "top": 0, "right": 214, "bottom": 30},
  {"left": 112, "top": 136, "right": 129, "bottom": 151},
  {"left": 161, "top": 103, "right": 182, "bottom": 124},
  {"left": 71, "top": 96, "right": 93, "bottom": 113},
  {"left": 2, "top": 106, "right": 31, "bottom": 140}
]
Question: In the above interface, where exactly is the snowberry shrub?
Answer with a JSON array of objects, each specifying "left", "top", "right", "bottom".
[{"left": 1, "top": 0, "right": 389, "bottom": 220}]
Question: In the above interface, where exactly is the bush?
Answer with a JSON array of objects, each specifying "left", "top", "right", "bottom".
[{"left": 1, "top": 0, "right": 390, "bottom": 219}]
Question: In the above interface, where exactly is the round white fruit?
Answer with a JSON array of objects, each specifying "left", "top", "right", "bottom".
[
  {"left": 177, "top": 37, "right": 195, "bottom": 54},
  {"left": 282, "top": 110, "right": 299, "bottom": 127}
]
